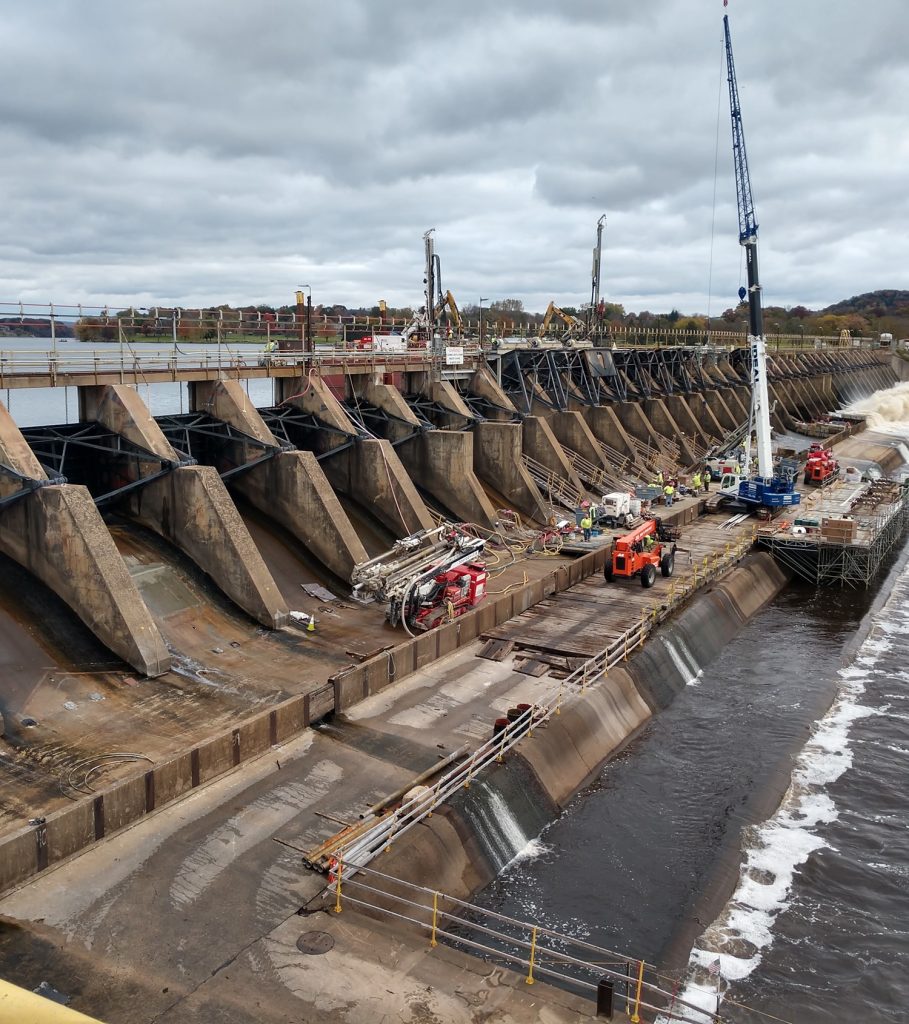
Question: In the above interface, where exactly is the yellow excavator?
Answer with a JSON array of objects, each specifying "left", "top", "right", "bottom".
[
  {"left": 434, "top": 290, "right": 461, "bottom": 334},
  {"left": 539, "top": 301, "right": 582, "bottom": 340}
]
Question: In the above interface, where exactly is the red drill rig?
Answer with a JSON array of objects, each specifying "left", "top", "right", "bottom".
[{"left": 350, "top": 526, "right": 488, "bottom": 634}]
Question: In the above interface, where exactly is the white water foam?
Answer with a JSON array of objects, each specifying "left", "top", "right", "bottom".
[
  {"left": 470, "top": 781, "right": 533, "bottom": 871},
  {"left": 660, "top": 635, "right": 704, "bottom": 687},
  {"left": 846, "top": 380, "right": 909, "bottom": 436},
  {"left": 663, "top": 569, "right": 909, "bottom": 1019}
]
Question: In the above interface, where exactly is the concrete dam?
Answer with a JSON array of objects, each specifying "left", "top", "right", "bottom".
[{"left": 0, "top": 341, "right": 900, "bottom": 1022}]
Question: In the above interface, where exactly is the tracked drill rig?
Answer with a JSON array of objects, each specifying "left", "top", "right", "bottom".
[{"left": 350, "top": 526, "right": 488, "bottom": 634}]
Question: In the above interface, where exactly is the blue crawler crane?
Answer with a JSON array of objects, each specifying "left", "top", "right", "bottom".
[{"left": 719, "top": 14, "right": 801, "bottom": 510}]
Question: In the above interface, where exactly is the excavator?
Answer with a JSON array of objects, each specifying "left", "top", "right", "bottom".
[
  {"left": 539, "top": 302, "right": 583, "bottom": 342},
  {"left": 434, "top": 290, "right": 461, "bottom": 335}
]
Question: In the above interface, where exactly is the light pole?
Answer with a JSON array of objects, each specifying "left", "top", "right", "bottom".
[
  {"left": 296, "top": 285, "right": 312, "bottom": 353},
  {"left": 479, "top": 297, "right": 490, "bottom": 348}
]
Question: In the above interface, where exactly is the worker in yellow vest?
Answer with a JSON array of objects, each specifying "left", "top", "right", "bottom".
[
  {"left": 580, "top": 514, "right": 592, "bottom": 542},
  {"left": 663, "top": 483, "right": 675, "bottom": 507},
  {"left": 692, "top": 472, "right": 702, "bottom": 493}
]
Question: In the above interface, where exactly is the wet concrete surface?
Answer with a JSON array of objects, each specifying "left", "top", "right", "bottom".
[
  {"left": 0, "top": 642, "right": 591, "bottom": 1023},
  {"left": 0, "top": 505, "right": 595, "bottom": 842}
]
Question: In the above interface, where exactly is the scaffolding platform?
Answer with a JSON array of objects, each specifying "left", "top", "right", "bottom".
[{"left": 756, "top": 477, "right": 909, "bottom": 586}]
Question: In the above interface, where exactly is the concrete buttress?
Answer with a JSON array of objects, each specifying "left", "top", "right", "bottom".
[
  {"left": 80, "top": 385, "right": 287, "bottom": 628},
  {"left": 580, "top": 406, "right": 639, "bottom": 463},
  {"left": 683, "top": 389, "right": 728, "bottom": 438},
  {"left": 663, "top": 395, "right": 714, "bottom": 449},
  {"left": 643, "top": 400, "right": 699, "bottom": 465},
  {"left": 127, "top": 465, "right": 289, "bottom": 628},
  {"left": 473, "top": 421, "right": 551, "bottom": 522},
  {"left": 325, "top": 438, "right": 434, "bottom": 538},
  {"left": 275, "top": 376, "right": 434, "bottom": 538},
  {"left": 521, "top": 417, "right": 585, "bottom": 493},
  {"left": 397, "top": 430, "right": 499, "bottom": 528},
  {"left": 363, "top": 379, "right": 498, "bottom": 528},
  {"left": 467, "top": 367, "right": 519, "bottom": 420},
  {"left": 190, "top": 381, "right": 368, "bottom": 580},
  {"left": 0, "top": 400, "right": 170, "bottom": 677}
]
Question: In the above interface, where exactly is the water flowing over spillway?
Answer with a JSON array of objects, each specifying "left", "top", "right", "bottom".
[
  {"left": 472, "top": 554, "right": 908, "bottom": 1022},
  {"left": 847, "top": 378, "right": 909, "bottom": 435}
]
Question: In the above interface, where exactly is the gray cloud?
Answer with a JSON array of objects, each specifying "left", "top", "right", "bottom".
[{"left": 0, "top": 0, "right": 907, "bottom": 315}]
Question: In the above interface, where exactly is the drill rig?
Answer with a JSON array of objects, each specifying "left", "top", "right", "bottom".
[{"left": 351, "top": 526, "right": 488, "bottom": 634}]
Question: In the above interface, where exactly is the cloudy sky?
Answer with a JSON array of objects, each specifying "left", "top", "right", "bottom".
[{"left": 2, "top": 0, "right": 907, "bottom": 316}]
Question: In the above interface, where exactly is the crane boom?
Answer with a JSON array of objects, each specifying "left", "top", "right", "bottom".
[
  {"left": 720, "top": 14, "right": 799, "bottom": 509},
  {"left": 724, "top": 13, "right": 770, "bottom": 479}
]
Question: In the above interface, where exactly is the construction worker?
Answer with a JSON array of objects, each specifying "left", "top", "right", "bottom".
[
  {"left": 580, "top": 514, "right": 592, "bottom": 543},
  {"left": 703, "top": 467, "right": 711, "bottom": 492},
  {"left": 692, "top": 471, "right": 702, "bottom": 493},
  {"left": 663, "top": 482, "right": 675, "bottom": 507},
  {"left": 656, "top": 470, "right": 664, "bottom": 486},
  {"left": 643, "top": 533, "right": 655, "bottom": 551}
]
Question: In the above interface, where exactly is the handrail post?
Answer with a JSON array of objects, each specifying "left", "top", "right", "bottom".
[
  {"left": 430, "top": 890, "right": 439, "bottom": 948},
  {"left": 334, "top": 861, "right": 343, "bottom": 914},
  {"left": 525, "top": 926, "right": 537, "bottom": 985},
  {"left": 630, "top": 958, "right": 645, "bottom": 1023}
]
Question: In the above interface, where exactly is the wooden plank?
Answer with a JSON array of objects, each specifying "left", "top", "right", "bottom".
[
  {"left": 477, "top": 639, "right": 515, "bottom": 662},
  {"left": 516, "top": 660, "right": 550, "bottom": 677}
]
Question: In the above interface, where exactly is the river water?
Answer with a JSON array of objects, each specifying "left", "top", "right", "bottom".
[
  {"left": 473, "top": 387, "right": 909, "bottom": 1023},
  {"left": 5, "top": 337, "right": 907, "bottom": 1020},
  {"left": 0, "top": 337, "right": 272, "bottom": 426}
]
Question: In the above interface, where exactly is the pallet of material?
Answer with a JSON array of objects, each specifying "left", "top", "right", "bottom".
[{"left": 821, "top": 517, "right": 857, "bottom": 542}]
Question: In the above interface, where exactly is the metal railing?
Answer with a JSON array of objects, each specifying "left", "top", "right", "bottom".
[
  {"left": 0, "top": 300, "right": 883, "bottom": 351},
  {"left": 521, "top": 454, "right": 583, "bottom": 511},
  {"left": 328, "top": 860, "right": 717, "bottom": 1024},
  {"left": 0, "top": 345, "right": 477, "bottom": 387},
  {"left": 319, "top": 529, "right": 756, "bottom": 878}
]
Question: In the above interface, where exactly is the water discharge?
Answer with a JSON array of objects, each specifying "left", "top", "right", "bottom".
[
  {"left": 846, "top": 379, "right": 909, "bottom": 434},
  {"left": 660, "top": 634, "right": 704, "bottom": 687}
]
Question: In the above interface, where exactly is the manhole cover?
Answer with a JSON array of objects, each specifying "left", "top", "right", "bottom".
[{"left": 296, "top": 931, "right": 334, "bottom": 955}]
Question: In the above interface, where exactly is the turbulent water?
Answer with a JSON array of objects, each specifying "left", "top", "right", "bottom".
[{"left": 473, "top": 385, "right": 909, "bottom": 1023}]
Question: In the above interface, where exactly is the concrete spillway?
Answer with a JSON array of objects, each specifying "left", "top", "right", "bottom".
[
  {"left": 0, "top": 343, "right": 905, "bottom": 1023},
  {"left": 0, "top": 345, "right": 894, "bottom": 679}
]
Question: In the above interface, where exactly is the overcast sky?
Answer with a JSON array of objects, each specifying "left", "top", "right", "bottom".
[{"left": 1, "top": 0, "right": 907, "bottom": 316}]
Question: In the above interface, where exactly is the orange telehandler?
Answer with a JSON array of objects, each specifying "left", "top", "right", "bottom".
[{"left": 603, "top": 518, "right": 677, "bottom": 589}]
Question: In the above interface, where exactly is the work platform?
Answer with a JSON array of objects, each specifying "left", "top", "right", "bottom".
[{"left": 756, "top": 477, "right": 909, "bottom": 585}]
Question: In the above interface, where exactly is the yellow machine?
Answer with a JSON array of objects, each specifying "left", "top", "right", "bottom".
[
  {"left": 434, "top": 290, "right": 461, "bottom": 333},
  {"left": 539, "top": 301, "right": 582, "bottom": 339}
]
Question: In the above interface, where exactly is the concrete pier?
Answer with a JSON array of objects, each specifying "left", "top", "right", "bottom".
[
  {"left": 83, "top": 385, "right": 288, "bottom": 628},
  {"left": 190, "top": 380, "right": 368, "bottom": 581},
  {"left": 0, "top": 400, "right": 170, "bottom": 677},
  {"left": 474, "top": 420, "right": 551, "bottom": 521},
  {"left": 279, "top": 376, "right": 435, "bottom": 537}
]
